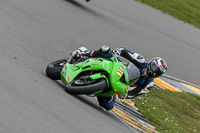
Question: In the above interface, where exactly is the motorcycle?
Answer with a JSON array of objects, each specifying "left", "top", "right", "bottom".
[{"left": 46, "top": 53, "right": 140, "bottom": 98}]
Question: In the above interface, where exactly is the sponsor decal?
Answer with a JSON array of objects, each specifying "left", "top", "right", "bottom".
[
  {"left": 116, "top": 64, "right": 125, "bottom": 77},
  {"left": 68, "top": 73, "right": 71, "bottom": 83}
]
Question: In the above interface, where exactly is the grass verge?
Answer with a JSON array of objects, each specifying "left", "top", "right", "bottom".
[
  {"left": 136, "top": 0, "right": 200, "bottom": 29},
  {"left": 132, "top": 89, "right": 200, "bottom": 133}
]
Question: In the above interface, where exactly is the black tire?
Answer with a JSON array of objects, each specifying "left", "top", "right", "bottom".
[
  {"left": 65, "top": 78, "right": 107, "bottom": 95},
  {"left": 46, "top": 59, "right": 68, "bottom": 80}
]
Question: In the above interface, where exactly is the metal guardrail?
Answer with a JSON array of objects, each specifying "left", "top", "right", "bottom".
[
  {"left": 110, "top": 110, "right": 142, "bottom": 133},
  {"left": 113, "top": 100, "right": 158, "bottom": 133},
  {"left": 115, "top": 100, "right": 148, "bottom": 123}
]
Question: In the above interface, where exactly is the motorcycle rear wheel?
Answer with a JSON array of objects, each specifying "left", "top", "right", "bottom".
[
  {"left": 46, "top": 59, "right": 68, "bottom": 80},
  {"left": 65, "top": 78, "right": 107, "bottom": 95}
]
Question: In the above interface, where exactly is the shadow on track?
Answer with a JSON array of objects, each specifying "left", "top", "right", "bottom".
[
  {"left": 53, "top": 80, "right": 102, "bottom": 111},
  {"left": 63, "top": 0, "right": 113, "bottom": 22},
  {"left": 43, "top": 73, "right": 121, "bottom": 119},
  {"left": 43, "top": 74, "right": 99, "bottom": 109}
]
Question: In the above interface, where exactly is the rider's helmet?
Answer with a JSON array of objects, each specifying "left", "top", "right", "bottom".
[{"left": 147, "top": 57, "right": 167, "bottom": 78}]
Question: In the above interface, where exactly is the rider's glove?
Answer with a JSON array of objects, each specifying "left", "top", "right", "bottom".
[
  {"left": 112, "top": 48, "right": 121, "bottom": 58},
  {"left": 71, "top": 49, "right": 81, "bottom": 58},
  {"left": 71, "top": 47, "right": 89, "bottom": 59}
]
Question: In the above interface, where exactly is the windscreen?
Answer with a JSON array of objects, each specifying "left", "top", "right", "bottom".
[{"left": 126, "top": 62, "right": 140, "bottom": 85}]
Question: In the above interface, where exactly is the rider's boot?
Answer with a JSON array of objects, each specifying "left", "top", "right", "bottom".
[{"left": 97, "top": 95, "right": 116, "bottom": 111}]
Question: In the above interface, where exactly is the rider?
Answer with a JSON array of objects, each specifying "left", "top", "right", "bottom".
[{"left": 71, "top": 46, "right": 167, "bottom": 110}]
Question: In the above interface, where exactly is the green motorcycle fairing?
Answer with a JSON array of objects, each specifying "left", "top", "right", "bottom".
[{"left": 61, "top": 57, "right": 130, "bottom": 97}]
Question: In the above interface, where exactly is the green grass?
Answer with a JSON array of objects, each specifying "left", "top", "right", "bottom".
[
  {"left": 136, "top": 0, "right": 200, "bottom": 29},
  {"left": 132, "top": 89, "right": 200, "bottom": 133}
]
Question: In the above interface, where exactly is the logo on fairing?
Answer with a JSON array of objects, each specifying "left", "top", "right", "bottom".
[
  {"left": 116, "top": 64, "right": 125, "bottom": 77},
  {"left": 68, "top": 73, "right": 71, "bottom": 83}
]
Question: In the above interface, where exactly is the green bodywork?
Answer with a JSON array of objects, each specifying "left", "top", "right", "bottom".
[{"left": 61, "top": 57, "right": 130, "bottom": 97}]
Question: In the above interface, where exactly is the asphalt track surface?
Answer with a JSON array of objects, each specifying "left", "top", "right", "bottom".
[{"left": 1, "top": 0, "right": 200, "bottom": 132}]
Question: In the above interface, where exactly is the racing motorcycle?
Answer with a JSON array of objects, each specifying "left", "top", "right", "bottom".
[{"left": 46, "top": 53, "right": 140, "bottom": 98}]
